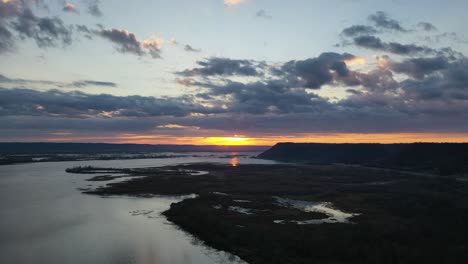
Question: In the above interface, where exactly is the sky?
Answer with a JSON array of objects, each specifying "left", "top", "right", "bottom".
[{"left": 1, "top": 0, "right": 468, "bottom": 145}]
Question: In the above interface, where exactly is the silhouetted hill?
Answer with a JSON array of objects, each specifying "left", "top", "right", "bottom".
[
  {"left": 0, "top": 142, "right": 269, "bottom": 154},
  {"left": 259, "top": 143, "right": 468, "bottom": 175}
]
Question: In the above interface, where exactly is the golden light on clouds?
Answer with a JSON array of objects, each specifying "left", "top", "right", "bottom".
[
  {"left": 63, "top": 2, "right": 77, "bottom": 11},
  {"left": 224, "top": 0, "right": 245, "bottom": 7},
  {"left": 376, "top": 55, "right": 390, "bottom": 68},
  {"left": 344, "top": 56, "right": 366, "bottom": 66},
  {"left": 157, "top": 124, "right": 201, "bottom": 130}
]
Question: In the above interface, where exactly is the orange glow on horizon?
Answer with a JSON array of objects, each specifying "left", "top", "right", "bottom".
[
  {"left": 40, "top": 133, "right": 468, "bottom": 146},
  {"left": 202, "top": 136, "right": 251, "bottom": 146}
]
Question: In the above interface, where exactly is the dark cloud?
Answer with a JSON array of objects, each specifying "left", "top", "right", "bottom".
[
  {"left": 1, "top": 8, "right": 468, "bottom": 137},
  {"left": 390, "top": 56, "right": 450, "bottom": 79},
  {"left": 76, "top": 24, "right": 91, "bottom": 34},
  {"left": 184, "top": 44, "right": 201, "bottom": 52},
  {"left": 0, "top": 73, "right": 118, "bottom": 88},
  {"left": 2, "top": 52, "right": 468, "bottom": 135},
  {"left": 277, "top": 52, "right": 357, "bottom": 89},
  {"left": 341, "top": 25, "right": 377, "bottom": 37},
  {"left": 339, "top": 12, "right": 460, "bottom": 58},
  {"left": 96, "top": 27, "right": 162, "bottom": 58},
  {"left": 423, "top": 32, "right": 468, "bottom": 45},
  {"left": 176, "top": 50, "right": 468, "bottom": 124},
  {"left": 398, "top": 56, "right": 468, "bottom": 100},
  {"left": 87, "top": 0, "right": 102, "bottom": 17},
  {"left": 71, "top": 80, "right": 117, "bottom": 88},
  {"left": 353, "top": 35, "right": 384, "bottom": 49},
  {"left": 12, "top": 9, "right": 73, "bottom": 48},
  {"left": 0, "top": 88, "right": 218, "bottom": 118},
  {"left": 353, "top": 35, "right": 435, "bottom": 55},
  {"left": 97, "top": 28, "right": 145, "bottom": 56},
  {"left": 353, "top": 68, "right": 399, "bottom": 92},
  {"left": 0, "top": 1, "right": 163, "bottom": 58},
  {"left": 177, "top": 58, "right": 264, "bottom": 77},
  {"left": 75, "top": 24, "right": 94, "bottom": 39},
  {"left": 182, "top": 53, "right": 369, "bottom": 115},
  {"left": 385, "top": 42, "right": 435, "bottom": 56},
  {"left": 0, "top": 2, "right": 168, "bottom": 59},
  {"left": 417, "top": 22, "right": 437, "bottom": 32},
  {"left": 3, "top": 110, "right": 468, "bottom": 141},
  {"left": 368, "top": 11, "right": 407, "bottom": 32},
  {"left": 0, "top": 24, "right": 14, "bottom": 53},
  {"left": 256, "top": 9, "right": 272, "bottom": 19},
  {"left": 0, "top": 2, "right": 73, "bottom": 52},
  {"left": 195, "top": 79, "right": 332, "bottom": 115}
]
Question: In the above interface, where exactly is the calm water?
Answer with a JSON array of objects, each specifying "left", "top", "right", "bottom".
[{"left": 0, "top": 153, "right": 275, "bottom": 264}]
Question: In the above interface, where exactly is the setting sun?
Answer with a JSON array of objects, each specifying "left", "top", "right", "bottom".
[{"left": 203, "top": 136, "right": 251, "bottom": 146}]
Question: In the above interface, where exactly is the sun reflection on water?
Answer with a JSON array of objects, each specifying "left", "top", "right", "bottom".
[{"left": 230, "top": 157, "right": 238, "bottom": 167}]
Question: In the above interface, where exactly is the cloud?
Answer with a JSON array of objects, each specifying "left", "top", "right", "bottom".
[
  {"left": 0, "top": 0, "right": 20, "bottom": 18},
  {"left": 181, "top": 53, "right": 370, "bottom": 115},
  {"left": 97, "top": 28, "right": 145, "bottom": 56},
  {"left": 86, "top": 0, "right": 102, "bottom": 17},
  {"left": 63, "top": 2, "right": 79, "bottom": 14},
  {"left": 13, "top": 9, "right": 73, "bottom": 48},
  {"left": 339, "top": 12, "right": 462, "bottom": 58},
  {"left": 196, "top": 79, "right": 333, "bottom": 114},
  {"left": 0, "top": 2, "right": 170, "bottom": 58},
  {"left": 96, "top": 28, "right": 165, "bottom": 58},
  {"left": 0, "top": 73, "right": 118, "bottom": 88},
  {"left": 184, "top": 44, "right": 201, "bottom": 52},
  {"left": 2, "top": 8, "right": 468, "bottom": 139},
  {"left": 177, "top": 58, "right": 264, "bottom": 77},
  {"left": 422, "top": 32, "right": 468, "bottom": 45},
  {"left": 394, "top": 56, "right": 468, "bottom": 100},
  {"left": 0, "top": 1, "right": 73, "bottom": 52},
  {"left": 341, "top": 25, "right": 377, "bottom": 37},
  {"left": 0, "top": 87, "right": 219, "bottom": 118},
  {"left": 256, "top": 9, "right": 272, "bottom": 19},
  {"left": 353, "top": 35, "right": 436, "bottom": 55},
  {"left": 389, "top": 56, "right": 450, "bottom": 79},
  {"left": 3, "top": 47, "right": 468, "bottom": 137},
  {"left": 368, "top": 11, "right": 407, "bottom": 32},
  {"left": 175, "top": 49, "right": 468, "bottom": 123},
  {"left": 417, "top": 22, "right": 437, "bottom": 32},
  {"left": 0, "top": 24, "right": 14, "bottom": 53},
  {"left": 142, "top": 38, "right": 163, "bottom": 59},
  {"left": 276, "top": 52, "right": 358, "bottom": 89},
  {"left": 224, "top": 0, "right": 245, "bottom": 7},
  {"left": 157, "top": 124, "right": 201, "bottom": 130},
  {"left": 71, "top": 80, "right": 117, "bottom": 88}
]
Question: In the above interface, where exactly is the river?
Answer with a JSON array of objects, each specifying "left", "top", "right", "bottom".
[{"left": 0, "top": 153, "right": 275, "bottom": 264}]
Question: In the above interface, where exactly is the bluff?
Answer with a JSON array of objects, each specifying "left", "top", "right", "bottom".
[{"left": 258, "top": 143, "right": 468, "bottom": 175}]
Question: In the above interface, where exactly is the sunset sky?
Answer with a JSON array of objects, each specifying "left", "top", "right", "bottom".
[{"left": 1, "top": 0, "right": 468, "bottom": 145}]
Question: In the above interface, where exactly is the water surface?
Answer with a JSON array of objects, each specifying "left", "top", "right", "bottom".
[{"left": 0, "top": 152, "right": 275, "bottom": 264}]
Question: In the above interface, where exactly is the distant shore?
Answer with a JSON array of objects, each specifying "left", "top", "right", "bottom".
[{"left": 0, "top": 152, "right": 256, "bottom": 166}]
